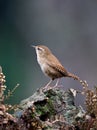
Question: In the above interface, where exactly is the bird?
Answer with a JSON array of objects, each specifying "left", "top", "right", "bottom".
[{"left": 32, "top": 45, "right": 80, "bottom": 89}]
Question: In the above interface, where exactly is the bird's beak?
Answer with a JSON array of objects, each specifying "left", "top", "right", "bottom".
[{"left": 31, "top": 45, "right": 36, "bottom": 48}]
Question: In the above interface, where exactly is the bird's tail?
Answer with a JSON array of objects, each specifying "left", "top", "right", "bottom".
[
  {"left": 67, "top": 72, "right": 88, "bottom": 89},
  {"left": 67, "top": 72, "right": 80, "bottom": 80}
]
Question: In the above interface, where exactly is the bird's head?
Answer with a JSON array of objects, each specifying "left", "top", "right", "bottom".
[{"left": 32, "top": 45, "right": 52, "bottom": 57}]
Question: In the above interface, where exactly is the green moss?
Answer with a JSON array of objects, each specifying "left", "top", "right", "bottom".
[
  {"left": 34, "top": 98, "right": 55, "bottom": 121},
  {"left": 47, "top": 98, "right": 55, "bottom": 114}
]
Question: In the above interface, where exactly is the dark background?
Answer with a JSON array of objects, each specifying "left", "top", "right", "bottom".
[{"left": 0, "top": 0, "right": 97, "bottom": 107}]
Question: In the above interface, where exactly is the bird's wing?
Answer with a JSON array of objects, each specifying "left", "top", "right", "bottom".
[
  {"left": 47, "top": 62, "right": 69, "bottom": 77},
  {"left": 47, "top": 54, "right": 69, "bottom": 76}
]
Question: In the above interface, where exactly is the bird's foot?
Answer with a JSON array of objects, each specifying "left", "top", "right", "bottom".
[
  {"left": 42, "top": 85, "right": 53, "bottom": 92},
  {"left": 37, "top": 79, "right": 52, "bottom": 93},
  {"left": 53, "top": 84, "right": 64, "bottom": 88}
]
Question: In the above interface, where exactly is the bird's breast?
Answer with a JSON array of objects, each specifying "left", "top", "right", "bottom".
[{"left": 37, "top": 56, "right": 47, "bottom": 73}]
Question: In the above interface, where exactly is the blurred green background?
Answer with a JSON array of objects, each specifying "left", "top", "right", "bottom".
[{"left": 0, "top": 0, "right": 97, "bottom": 106}]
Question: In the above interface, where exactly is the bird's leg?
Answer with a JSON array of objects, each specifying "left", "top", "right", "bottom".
[
  {"left": 37, "top": 79, "right": 53, "bottom": 93},
  {"left": 43, "top": 79, "right": 60, "bottom": 91},
  {"left": 45, "top": 79, "right": 53, "bottom": 88},
  {"left": 42, "top": 79, "right": 53, "bottom": 91},
  {"left": 54, "top": 79, "right": 60, "bottom": 88},
  {"left": 54, "top": 79, "right": 64, "bottom": 88}
]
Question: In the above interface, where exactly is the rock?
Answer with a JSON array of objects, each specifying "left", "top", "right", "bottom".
[{"left": 15, "top": 87, "right": 86, "bottom": 130}]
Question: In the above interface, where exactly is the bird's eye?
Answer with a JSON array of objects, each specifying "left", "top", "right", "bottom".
[{"left": 37, "top": 47, "right": 42, "bottom": 51}]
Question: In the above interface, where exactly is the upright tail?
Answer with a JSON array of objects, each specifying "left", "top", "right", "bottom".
[{"left": 67, "top": 72, "right": 80, "bottom": 80}]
